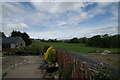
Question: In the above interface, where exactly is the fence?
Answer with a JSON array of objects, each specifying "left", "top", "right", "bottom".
[{"left": 55, "top": 48, "right": 119, "bottom": 79}]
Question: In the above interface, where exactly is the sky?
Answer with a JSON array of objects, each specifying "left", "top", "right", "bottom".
[{"left": 1, "top": 2, "right": 118, "bottom": 39}]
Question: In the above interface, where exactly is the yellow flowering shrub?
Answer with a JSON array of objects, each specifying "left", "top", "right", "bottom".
[
  {"left": 45, "top": 46, "right": 57, "bottom": 63},
  {"left": 17, "top": 46, "right": 25, "bottom": 52}
]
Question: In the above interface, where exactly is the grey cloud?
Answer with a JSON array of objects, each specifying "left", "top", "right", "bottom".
[
  {"left": 2, "top": 23, "right": 30, "bottom": 36},
  {"left": 92, "top": 26, "right": 118, "bottom": 35}
]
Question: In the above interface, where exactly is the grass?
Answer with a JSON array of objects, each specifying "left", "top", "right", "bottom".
[
  {"left": 32, "top": 42, "right": 119, "bottom": 54},
  {"left": 32, "top": 42, "right": 120, "bottom": 67}
]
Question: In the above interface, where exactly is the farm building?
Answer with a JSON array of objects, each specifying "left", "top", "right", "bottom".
[{"left": 1, "top": 37, "right": 25, "bottom": 51}]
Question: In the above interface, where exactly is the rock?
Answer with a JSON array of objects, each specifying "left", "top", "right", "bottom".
[
  {"left": 14, "top": 64, "right": 18, "bottom": 67},
  {"left": 102, "top": 50, "right": 111, "bottom": 55}
]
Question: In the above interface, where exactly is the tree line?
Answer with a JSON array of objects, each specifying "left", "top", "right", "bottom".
[
  {"left": 35, "top": 34, "right": 120, "bottom": 48},
  {"left": 68, "top": 34, "right": 120, "bottom": 48},
  {"left": 1, "top": 31, "right": 119, "bottom": 48}
]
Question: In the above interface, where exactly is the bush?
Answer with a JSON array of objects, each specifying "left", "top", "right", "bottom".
[
  {"left": 16, "top": 46, "right": 25, "bottom": 52},
  {"left": 2, "top": 52, "right": 8, "bottom": 56},
  {"left": 45, "top": 46, "right": 57, "bottom": 63}
]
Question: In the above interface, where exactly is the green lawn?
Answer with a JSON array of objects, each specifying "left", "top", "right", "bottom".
[{"left": 32, "top": 42, "right": 119, "bottom": 54}]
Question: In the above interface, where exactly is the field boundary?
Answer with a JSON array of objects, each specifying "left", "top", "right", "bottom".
[{"left": 55, "top": 48, "right": 119, "bottom": 78}]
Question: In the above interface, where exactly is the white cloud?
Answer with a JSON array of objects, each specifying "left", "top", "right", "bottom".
[
  {"left": 91, "top": 26, "right": 118, "bottom": 35},
  {"left": 66, "top": 12, "right": 89, "bottom": 25},
  {"left": 28, "top": 25, "right": 95, "bottom": 39},
  {"left": 2, "top": 23, "right": 30, "bottom": 36},
  {"left": 2, "top": 0, "right": 120, "bottom": 2},
  {"left": 2, "top": 2, "right": 26, "bottom": 18},
  {"left": 2, "top": 2, "right": 118, "bottom": 39},
  {"left": 55, "top": 2, "right": 114, "bottom": 29},
  {"left": 31, "top": 2, "right": 86, "bottom": 14}
]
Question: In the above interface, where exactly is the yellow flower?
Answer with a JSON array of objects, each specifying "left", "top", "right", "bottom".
[{"left": 45, "top": 46, "right": 56, "bottom": 63}]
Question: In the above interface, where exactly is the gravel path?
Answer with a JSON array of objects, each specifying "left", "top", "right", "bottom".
[{"left": 2, "top": 56, "right": 44, "bottom": 78}]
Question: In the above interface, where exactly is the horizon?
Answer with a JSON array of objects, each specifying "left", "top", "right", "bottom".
[
  {"left": 2, "top": 2, "right": 118, "bottom": 39},
  {"left": 1, "top": 31, "right": 119, "bottom": 40}
]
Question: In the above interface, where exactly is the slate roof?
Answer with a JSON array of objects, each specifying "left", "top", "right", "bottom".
[{"left": 1, "top": 37, "right": 24, "bottom": 44}]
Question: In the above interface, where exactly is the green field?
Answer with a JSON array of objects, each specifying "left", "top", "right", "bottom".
[{"left": 32, "top": 42, "right": 119, "bottom": 54}]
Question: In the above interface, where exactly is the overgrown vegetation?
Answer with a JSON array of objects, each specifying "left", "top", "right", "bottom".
[{"left": 92, "top": 65, "right": 119, "bottom": 80}]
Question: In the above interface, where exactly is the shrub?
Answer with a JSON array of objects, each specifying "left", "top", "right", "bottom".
[
  {"left": 2, "top": 51, "right": 8, "bottom": 56},
  {"left": 16, "top": 46, "right": 25, "bottom": 52},
  {"left": 45, "top": 46, "right": 57, "bottom": 63}
]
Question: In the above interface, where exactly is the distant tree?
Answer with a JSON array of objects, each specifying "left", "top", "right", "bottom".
[
  {"left": 40, "top": 39, "right": 45, "bottom": 42},
  {"left": 86, "top": 34, "right": 120, "bottom": 48},
  {"left": 101, "top": 34, "right": 110, "bottom": 48},
  {"left": 54, "top": 38, "right": 58, "bottom": 42},
  {"left": 2, "top": 32, "right": 6, "bottom": 37},
  {"left": 79, "top": 37, "right": 87, "bottom": 43},
  {"left": 0, "top": 32, "right": 6, "bottom": 37},
  {"left": 87, "top": 35, "right": 102, "bottom": 47},
  {"left": 11, "top": 30, "right": 31, "bottom": 45},
  {"left": 48, "top": 39, "right": 51, "bottom": 42},
  {"left": 110, "top": 34, "right": 120, "bottom": 48},
  {"left": 69, "top": 37, "right": 79, "bottom": 43},
  {"left": 101, "top": 34, "right": 109, "bottom": 38},
  {"left": 21, "top": 32, "right": 32, "bottom": 45}
]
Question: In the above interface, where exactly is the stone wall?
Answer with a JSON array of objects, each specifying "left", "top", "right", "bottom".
[{"left": 55, "top": 48, "right": 118, "bottom": 79}]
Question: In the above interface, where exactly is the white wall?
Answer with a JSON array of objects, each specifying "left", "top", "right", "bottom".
[
  {"left": 11, "top": 44, "right": 16, "bottom": 48},
  {"left": 11, "top": 41, "right": 25, "bottom": 48}
]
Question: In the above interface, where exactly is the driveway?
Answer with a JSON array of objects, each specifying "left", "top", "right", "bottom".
[{"left": 2, "top": 56, "right": 44, "bottom": 78}]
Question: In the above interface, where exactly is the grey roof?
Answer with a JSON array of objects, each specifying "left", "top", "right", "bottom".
[{"left": 1, "top": 37, "right": 24, "bottom": 44}]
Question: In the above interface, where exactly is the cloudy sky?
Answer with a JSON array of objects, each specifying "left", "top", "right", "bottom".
[{"left": 1, "top": 2, "right": 118, "bottom": 39}]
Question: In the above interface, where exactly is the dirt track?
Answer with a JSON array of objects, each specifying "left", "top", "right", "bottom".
[{"left": 2, "top": 56, "right": 44, "bottom": 78}]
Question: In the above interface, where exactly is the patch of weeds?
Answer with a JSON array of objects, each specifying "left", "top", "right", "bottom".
[{"left": 93, "top": 65, "right": 119, "bottom": 80}]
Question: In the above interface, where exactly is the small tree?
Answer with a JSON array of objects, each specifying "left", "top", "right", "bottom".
[
  {"left": 2, "top": 32, "right": 6, "bottom": 37},
  {"left": 11, "top": 30, "right": 31, "bottom": 45},
  {"left": 45, "top": 46, "right": 57, "bottom": 63}
]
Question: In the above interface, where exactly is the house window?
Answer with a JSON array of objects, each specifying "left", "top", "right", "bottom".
[{"left": 20, "top": 43, "right": 22, "bottom": 46}]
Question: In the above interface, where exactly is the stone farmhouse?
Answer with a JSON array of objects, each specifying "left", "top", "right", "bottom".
[{"left": 1, "top": 37, "right": 25, "bottom": 51}]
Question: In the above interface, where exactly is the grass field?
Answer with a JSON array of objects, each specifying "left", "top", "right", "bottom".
[
  {"left": 32, "top": 42, "right": 119, "bottom": 54},
  {"left": 32, "top": 42, "right": 120, "bottom": 67}
]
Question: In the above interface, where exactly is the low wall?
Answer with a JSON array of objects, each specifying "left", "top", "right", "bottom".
[{"left": 55, "top": 48, "right": 118, "bottom": 79}]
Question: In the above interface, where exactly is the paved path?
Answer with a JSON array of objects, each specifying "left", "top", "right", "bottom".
[{"left": 4, "top": 56, "right": 44, "bottom": 78}]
